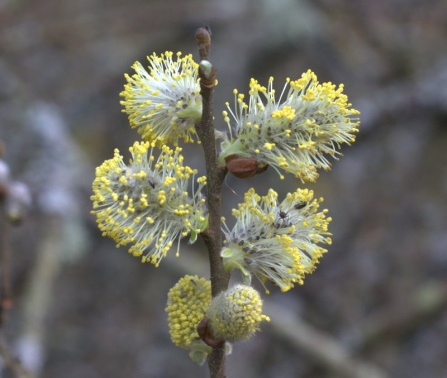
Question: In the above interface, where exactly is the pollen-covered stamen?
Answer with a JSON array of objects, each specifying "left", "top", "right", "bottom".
[
  {"left": 218, "top": 70, "right": 360, "bottom": 182},
  {"left": 222, "top": 187, "right": 331, "bottom": 293},
  {"left": 120, "top": 51, "right": 202, "bottom": 146},
  {"left": 91, "top": 141, "right": 208, "bottom": 266},
  {"left": 166, "top": 275, "right": 212, "bottom": 349}
]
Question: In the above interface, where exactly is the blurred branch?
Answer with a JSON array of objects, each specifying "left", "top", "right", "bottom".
[
  {"left": 0, "top": 213, "right": 13, "bottom": 325},
  {"left": 0, "top": 333, "right": 34, "bottom": 378},
  {"left": 18, "top": 216, "right": 64, "bottom": 375},
  {"left": 0, "top": 209, "right": 34, "bottom": 378},
  {"left": 264, "top": 301, "right": 388, "bottom": 378},
  {"left": 360, "top": 281, "right": 447, "bottom": 349},
  {"left": 22, "top": 216, "right": 63, "bottom": 336}
]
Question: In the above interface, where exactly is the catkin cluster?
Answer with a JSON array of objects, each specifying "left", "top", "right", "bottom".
[{"left": 91, "top": 39, "right": 359, "bottom": 364}]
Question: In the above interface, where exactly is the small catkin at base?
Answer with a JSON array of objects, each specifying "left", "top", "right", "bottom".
[{"left": 207, "top": 284, "right": 270, "bottom": 342}]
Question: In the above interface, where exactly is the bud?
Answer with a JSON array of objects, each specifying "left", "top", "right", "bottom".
[
  {"left": 195, "top": 27, "right": 211, "bottom": 44},
  {"left": 195, "top": 26, "right": 211, "bottom": 61},
  {"left": 224, "top": 154, "right": 268, "bottom": 179},
  {"left": 4, "top": 181, "right": 32, "bottom": 224},
  {"left": 198, "top": 60, "right": 217, "bottom": 88}
]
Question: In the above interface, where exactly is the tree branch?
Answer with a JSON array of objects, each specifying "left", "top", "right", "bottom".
[
  {"left": 0, "top": 333, "right": 34, "bottom": 378},
  {"left": 195, "top": 26, "right": 230, "bottom": 378}
]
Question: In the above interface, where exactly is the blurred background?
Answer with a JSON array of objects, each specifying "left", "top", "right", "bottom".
[{"left": 1, "top": 0, "right": 447, "bottom": 377}]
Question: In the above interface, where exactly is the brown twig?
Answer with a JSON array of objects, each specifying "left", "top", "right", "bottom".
[{"left": 195, "top": 26, "right": 230, "bottom": 378}]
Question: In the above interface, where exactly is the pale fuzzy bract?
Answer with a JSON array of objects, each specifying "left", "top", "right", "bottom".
[
  {"left": 91, "top": 141, "right": 207, "bottom": 266},
  {"left": 222, "top": 188, "right": 332, "bottom": 293},
  {"left": 207, "top": 284, "right": 270, "bottom": 342},
  {"left": 218, "top": 70, "right": 360, "bottom": 182},
  {"left": 120, "top": 51, "right": 202, "bottom": 146}
]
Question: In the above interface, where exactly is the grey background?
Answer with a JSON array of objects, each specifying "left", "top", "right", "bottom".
[{"left": 1, "top": 0, "right": 447, "bottom": 377}]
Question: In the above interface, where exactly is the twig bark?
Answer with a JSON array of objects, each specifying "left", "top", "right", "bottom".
[{"left": 195, "top": 26, "right": 230, "bottom": 378}]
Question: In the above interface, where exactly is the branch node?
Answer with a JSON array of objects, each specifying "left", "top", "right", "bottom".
[{"left": 199, "top": 61, "right": 217, "bottom": 88}]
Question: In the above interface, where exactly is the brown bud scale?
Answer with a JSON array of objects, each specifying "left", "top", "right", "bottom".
[
  {"left": 195, "top": 28, "right": 211, "bottom": 44},
  {"left": 225, "top": 154, "right": 269, "bottom": 179},
  {"left": 197, "top": 317, "right": 225, "bottom": 347}
]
